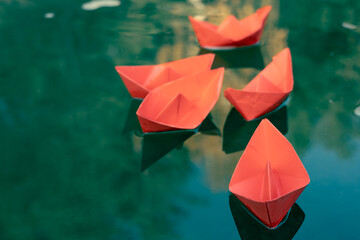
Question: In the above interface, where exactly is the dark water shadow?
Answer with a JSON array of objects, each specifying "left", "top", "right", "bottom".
[
  {"left": 229, "top": 194, "right": 305, "bottom": 240},
  {"left": 121, "top": 98, "right": 220, "bottom": 171},
  {"left": 141, "top": 114, "right": 220, "bottom": 171},
  {"left": 223, "top": 106, "right": 288, "bottom": 154},
  {"left": 198, "top": 45, "right": 264, "bottom": 69},
  {"left": 141, "top": 129, "right": 196, "bottom": 171},
  {"left": 122, "top": 98, "right": 143, "bottom": 136},
  {"left": 198, "top": 113, "right": 221, "bottom": 136}
]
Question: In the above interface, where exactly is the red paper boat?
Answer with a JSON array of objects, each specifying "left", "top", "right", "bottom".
[
  {"left": 136, "top": 68, "right": 224, "bottom": 133},
  {"left": 189, "top": 6, "right": 271, "bottom": 49},
  {"left": 115, "top": 54, "right": 215, "bottom": 99},
  {"left": 229, "top": 119, "right": 310, "bottom": 228},
  {"left": 224, "top": 48, "right": 293, "bottom": 121}
]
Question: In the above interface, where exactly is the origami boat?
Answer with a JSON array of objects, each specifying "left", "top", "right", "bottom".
[
  {"left": 224, "top": 48, "right": 293, "bottom": 121},
  {"left": 189, "top": 6, "right": 271, "bottom": 49},
  {"left": 229, "top": 119, "right": 310, "bottom": 228},
  {"left": 137, "top": 68, "right": 224, "bottom": 133},
  {"left": 229, "top": 194, "right": 305, "bottom": 240},
  {"left": 115, "top": 54, "right": 215, "bottom": 99}
]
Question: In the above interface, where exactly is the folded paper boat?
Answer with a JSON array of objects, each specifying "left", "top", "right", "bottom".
[
  {"left": 229, "top": 194, "right": 305, "bottom": 240},
  {"left": 229, "top": 119, "right": 310, "bottom": 228},
  {"left": 115, "top": 54, "right": 215, "bottom": 99},
  {"left": 136, "top": 68, "right": 224, "bottom": 133},
  {"left": 224, "top": 48, "right": 293, "bottom": 121},
  {"left": 189, "top": 6, "right": 271, "bottom": 49}
]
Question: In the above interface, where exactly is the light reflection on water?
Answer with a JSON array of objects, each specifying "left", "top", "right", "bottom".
[{"left": 81, "top": 0, "right": 121, "bottom": 11}]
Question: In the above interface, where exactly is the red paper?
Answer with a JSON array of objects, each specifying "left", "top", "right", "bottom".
[
  {"left": 189, "top": 6, "right": 271, "bottom": 49},
  {"left": 229, "top": 119, "right": 310, "bottom": 228},
  {"left": 136, "top": 68, "right": 224, "bottom": 133},
  {"left": 224, "top": 48, "right": 293, "bottom": 121},
  {"left": 115, "top": 54, "right": 215, "bottom": 99}
]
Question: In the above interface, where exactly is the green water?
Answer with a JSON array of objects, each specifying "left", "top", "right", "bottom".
[{"left": 1, "top": 0, "right": 360, "bottom": 239}]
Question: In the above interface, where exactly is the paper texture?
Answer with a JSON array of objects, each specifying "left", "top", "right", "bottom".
[
  {"left": 229, "top": 119, "right": 310, "bottom": 228},
  {"left": 136, "top": 68, "right": 224, "bottom": 133},
  {"left": 189, "top": 6, "right": 271, "bottom": 49},
  {"left": 115, "top": 54, "right": 215, "bottom": 99},
  {"left": 224, "top": 48, "right": 293, "bottom": 121}
]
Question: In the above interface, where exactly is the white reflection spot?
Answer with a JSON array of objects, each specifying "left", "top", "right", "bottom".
[
  {"left": 81, "top": 0, "right": 121, "bottom": 11},
  {"left": 354, "top": 105, "right": 360, "bottom": 117},
  {"left": 342, "top": 22, "right": 357, "bottom": 30},
  {"left": 44, "top": 12, "right": 55, "bottom": 19}
]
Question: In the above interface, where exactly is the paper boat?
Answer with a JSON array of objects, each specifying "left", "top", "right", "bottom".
[
  {"left": 229, "top": 119, "right": 310, "bottom": 228},
  {"left": 229, "top": 194, "right": 305, "bottom": 240},
  {"left": 115, "top": 54, "right": 215, "bottom": 99},
  {"left": 224, "top": 48, "right": 293, "bottom": 121},
  {"left": 137, "top": 68, "right": 224, "bottom": 133},
  {"left": 189, "top": 6, "right": 271, "bottom": 49}
]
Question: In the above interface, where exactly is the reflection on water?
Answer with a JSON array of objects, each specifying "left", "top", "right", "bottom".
[
  {"left": 122, "top": 98, "right": 221, "bottom": 171},
  {"left": 122, "top": 98, "right": 142, "bottom": 135},
  {"left": 140, "top": 115, "right": 220, "bottom": 171},
  {"left": 1, "top": 0, "right": 360, "bottom": 239},
  {"left": 81, "top": 0, "right": 121, "bottom": 11},
  {"left": 141, "top": 129, "right": 196, "bottom": 171},
  {"left": 229, "top": 194, "right": 305, "bottom": 240},
  {"left": 198, "top": 45, "right": 265, "bottom": 69},
  {"left": 277, "top": 1, "right": 360, "bottom": 159},
  {"left": 223, "top": 105, "right": 288, "bottom": 154},
  {"left": 355, "top": 105, "right": 360, "bottom": 117}
]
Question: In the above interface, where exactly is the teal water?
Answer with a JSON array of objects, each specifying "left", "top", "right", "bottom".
[{"left": 1, "top": 0, "right": 360, "bottom": 239}]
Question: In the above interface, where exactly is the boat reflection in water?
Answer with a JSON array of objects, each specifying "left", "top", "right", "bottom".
[
  {"left": 229, "top": 194, "right": 305, "bottom": 240},
  {"left": 141, "top": 114, "right": 220, "bottom": 171},
  {"left": 198, "top": 45, "right": 264, "bottom": 69},
  {"left": 122, "top": 100, "right": 220, "bottom": 171},
  {"left": 122, "top": 98, "right": 143, "bottom": 136},
  {"left": 223, "top": 104, "right": 288, "bottom": 154}
]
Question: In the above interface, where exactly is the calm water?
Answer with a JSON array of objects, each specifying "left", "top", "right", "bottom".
[{"left": 1, "top": 0, "right": 360, "bottom": 239}]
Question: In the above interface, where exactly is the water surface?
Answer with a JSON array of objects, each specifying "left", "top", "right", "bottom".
[{"left": 1, "top": 0, "right": 360, "bottom": 239}]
